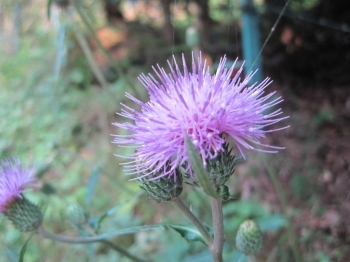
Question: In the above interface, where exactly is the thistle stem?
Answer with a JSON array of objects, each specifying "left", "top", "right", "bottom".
[
  {"left": 36, "top": 226, "right": 148, "bottom": 262},
  {"left": 210, "top": 197, "right": 224, "bottom": 262},
  {"left": 171, "top": 197, "right": 213, "bottom": 246}
]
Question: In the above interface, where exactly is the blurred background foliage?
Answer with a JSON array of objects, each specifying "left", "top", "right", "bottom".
[{"left": 0, "top": 0, "right": 349, "bottom": 261}]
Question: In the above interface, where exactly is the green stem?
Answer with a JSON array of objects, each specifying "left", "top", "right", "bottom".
[
  {"left": 36, "top": 226, "right": 148, "bottom": 262},
  {"left": 65, "top": 8, "right": 109, "bottom": 90},
  {"left": 171, "top": 197, "right": 212, "bottom": 246},
  {"left": 263, "top": 156, "right": 301, "bottom": 262},
  {"left": 209, "top": 197, "right": 224, "bottom": 262}
]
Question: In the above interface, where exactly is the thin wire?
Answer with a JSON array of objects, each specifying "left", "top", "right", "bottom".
[
  {"left": 249, "top": 0, "right": 292, "bottom": 71},
  {"left": 266, "top": 3, "right": 350, "bottom": 33}
]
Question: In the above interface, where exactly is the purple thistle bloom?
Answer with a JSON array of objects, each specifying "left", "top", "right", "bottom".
[
  {"left": 0, "top": 159, "right": 37, "bottom": 212},
  {"left": 112, "top": 53, "right": 289, "bottom": 180}
]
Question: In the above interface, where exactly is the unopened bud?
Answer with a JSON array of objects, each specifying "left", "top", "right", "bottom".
[
  {"left": 236, "top": 219, "right": 263, "bottom": 255},
  {"left": 66, "top": 204, "right": 88, "bottom": 226},
  {"left": 140, "top": 165, "right": 183, "bottom": 203},
  {"left": 5, "top": 197, "right": 43, "bottom": 232}
]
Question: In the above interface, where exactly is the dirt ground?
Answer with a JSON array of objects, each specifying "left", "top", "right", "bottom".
[{"left": 260, "top": 24, "right": 350, "bottom": 258}]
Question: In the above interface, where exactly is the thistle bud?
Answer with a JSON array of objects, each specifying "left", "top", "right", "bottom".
[
  {"left": 185, "top": 142, "right": 236, "bottom": 191},
  {"left": 4, "top": 197, "right": 43, "bottom": 232},
  {"left": 66, "top": 204, "right": 88, "bottom": 226},
  {"left": 206, "top": 142, "right": 236, "bottom": 186},
  {"left": 140, "top": 164, "right": 183, "bottom": 202},
  {"left": 236, "top": 219, "right": 263, "bottom": 255},
  {"left": 0, "top": 158, "right": 41, "bottom": 232}
]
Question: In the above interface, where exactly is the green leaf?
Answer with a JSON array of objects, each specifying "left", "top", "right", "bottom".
[
  {"left": 91, "top": 192, "right": 143, "bottom": 231},
  {"left": 168, "top": 225, "right": 205, "bottom": 244},
  {"left": 185, "top": 135, "right": 220, "bottom": 199},
  {"left": 35, "top": 161, "right": 52, "bottom": 179},
  {"left": 71, "top": 224, "right": 206, "bottom": 243},
  {"left": 85, "top": 166, "right": 101, "bottom": 205},
  {"left": 91, "top": 224, "right": 167, "bottom": 241},
  {"left": 77, "top": 228, "right": 95, "bottom": 259},
  {"left": 18, "top": 235, "right": 33, "bottom": 262},
  {"left": 232, "top": 251, "right": 247, "bottom": 262},
  {"left": 47, "top": 0, "right": 54, "bottom": 19},
  {"left": 257, "top": 214, "right": 287, "bottom": 232},
  {"left": 223, "top": 200, "right": 267, "bottom": 218}
]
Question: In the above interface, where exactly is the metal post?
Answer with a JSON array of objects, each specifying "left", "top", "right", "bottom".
[{"left": 241, "top": 0, "right": 263, "bottom": 83}]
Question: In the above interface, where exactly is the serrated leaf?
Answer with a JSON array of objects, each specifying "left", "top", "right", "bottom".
[
  {"left": 18, "top": 235, "right": 32, "bottom": 262},
  {"left": 185, "top": 136, "right": 220, "bottom": 199},
  {"left": 168, "top": 225, "right": 205, "bottom": 244}
]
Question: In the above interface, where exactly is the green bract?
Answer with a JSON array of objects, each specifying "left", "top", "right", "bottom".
[{"left": 5, "top": 197, "right": 43, "bottom": 232}]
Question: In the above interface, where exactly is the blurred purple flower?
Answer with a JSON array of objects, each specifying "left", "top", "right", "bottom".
[
  {"left": 113, "top": 54, "right": 288, "bottom": 180},
  {"left": 0, "top": 159, "right": 37, "bottom": 212}
]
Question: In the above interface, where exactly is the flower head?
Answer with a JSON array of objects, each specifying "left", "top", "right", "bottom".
[
  {"left": 0, "top": 158, "right": 37, "bottom": 212},
  {"left": 113, "top": 53, "right": 288, "bottom": 180}
]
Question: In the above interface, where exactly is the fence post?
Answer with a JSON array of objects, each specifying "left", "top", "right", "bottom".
[{"left": 241, "top": 0, "right": 263, "bottom": 83}]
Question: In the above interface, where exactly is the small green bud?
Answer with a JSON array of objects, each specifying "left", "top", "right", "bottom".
[
  {"left": 236, "top": 219, "right": 263, "bottom": 255},
  {"left": 66, "top": 204, "right": 89, "bottom": 226},
  {"left": 4, "top": 197, "right": 43, "bottom": 232},
  {"left": 140, "top": 165, "right": 183, "bottom": 203}
]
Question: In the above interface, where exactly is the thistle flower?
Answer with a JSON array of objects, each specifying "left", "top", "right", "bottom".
[
  {"left": 0, "top": 159, "right": 37, "bottom": 212},
  {"left": 113, "top": 53, "right": 288, "bottom": 180},
  {"left": 0, "top": 158, "right": 42, "bottom": 232}
]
